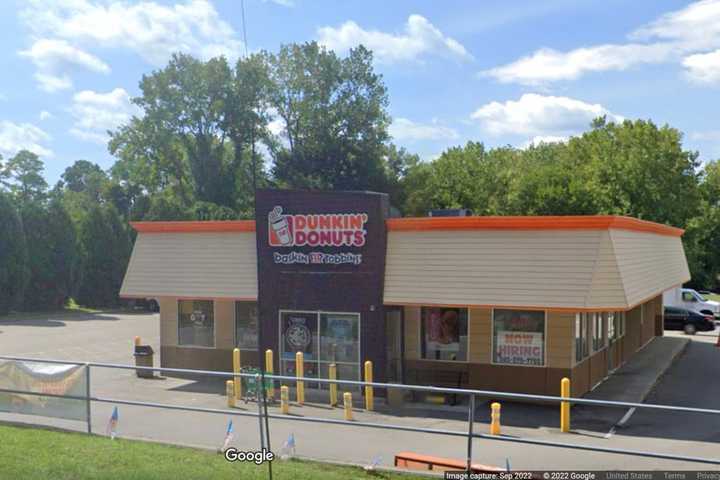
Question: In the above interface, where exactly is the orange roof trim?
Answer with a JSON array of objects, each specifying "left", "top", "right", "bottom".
[
  {"left": 130, "top": 220, "right": 256, "bottom": 233},
  {"left": 386, "top": 215, "right": 684, "bottom": 237},
  {"left": 131, "top": 215, "right": 684, "bottom": 237}
]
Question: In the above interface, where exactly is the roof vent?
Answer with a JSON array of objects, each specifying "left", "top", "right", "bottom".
[{"left": 428, "top": 209, "right": 473, "bottom": 217}]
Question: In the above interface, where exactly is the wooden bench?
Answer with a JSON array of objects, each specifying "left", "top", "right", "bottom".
[
  {"left": 406, "top": 368, "right": 469, "bottom": 405},
  {"left": 394, "top": 451, "right": 504, "bottom": 473}
]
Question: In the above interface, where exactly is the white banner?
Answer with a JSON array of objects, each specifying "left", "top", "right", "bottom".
[
  {"left": 0, "top": 360, "right": 88, "bottom": 421},
  {"left": 495, "top": 331, "right": 544, "bottom": 366}
]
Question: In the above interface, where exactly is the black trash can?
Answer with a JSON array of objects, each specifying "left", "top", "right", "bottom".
[{"left": 134, "top": 345, "right": 154, "bottom": 378}]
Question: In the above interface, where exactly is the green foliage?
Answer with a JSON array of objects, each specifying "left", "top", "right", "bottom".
[
  {"left": 1, "top": 150, "right": 48, "bottom": 203},
  {"left": 109, "top": 53, "right": 270, "bottom": 216},
  {"left": 0, "top": 191, "right": 28, "bottom": 314},
  {"left": 59, "top": 160, "right": 108, "bottom": 200},
  {"left": 18, "top": 198, "right": 78, "bottom": 310},
  {"left": 267, "top": 43, "right": 390, "bottom": 191},
  {"left": 76, "top": 204, "right": 131, "bottom": 308}
]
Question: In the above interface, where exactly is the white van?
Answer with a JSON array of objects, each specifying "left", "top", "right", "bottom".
[{"left": 663, "top": 287, "right": 720, "bottom": 318}]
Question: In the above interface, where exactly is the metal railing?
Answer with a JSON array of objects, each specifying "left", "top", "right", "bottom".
[{"left": 1, "top": 354, "right": 720, "bottom": 471}]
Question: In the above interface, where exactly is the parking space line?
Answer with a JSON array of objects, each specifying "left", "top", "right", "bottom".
[{"left": 605, "top": 407, "right": 636, "bottom": 438}]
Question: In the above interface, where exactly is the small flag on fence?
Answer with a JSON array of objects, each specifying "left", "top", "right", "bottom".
[
  {"left": 221, "top": 419, "right": 234, "bottom": 451},
  {"left": 364, "top": 455, "right": 382, "bottom": 472},
  {"left": 279, "top": 433, "right": 296, "bottom": 460},
  {"left": 106, "top": 406, "right": 119, "bottom": 439}
]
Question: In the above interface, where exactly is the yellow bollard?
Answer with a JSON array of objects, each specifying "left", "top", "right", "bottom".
[
  {"left": 490, "top": 402, "right": 501, "bottom": 435},
  {"left": 343, "top": 392, "right": 353, "bottom": 421},
  {"left": 329, "top": 363, "right": 338, "bottom": 407},
  {"left": 364, "top": 360, "right": 374, "bottom": 411},
  {"left": 233, "top": 348, "right": 241, "bottom": 401},
  {"left": 560, "top": 377, "right": 571, "bottom": 433},
  {"left": 265, "top": 349, "right": 274, "bottom": 400},
  {"left": 226, "top": 380, "right": 235, "bottom": 408},
  {"left": 280, "top": 385, "right": 290, "bottom": 414},
  {"left": 296, "top": 351, "right": 304, "bottom": 405}
]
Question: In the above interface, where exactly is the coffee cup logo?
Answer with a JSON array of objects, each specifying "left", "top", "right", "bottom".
[{"left": 269, "top": 206, "right": 293, "bottom": 246}]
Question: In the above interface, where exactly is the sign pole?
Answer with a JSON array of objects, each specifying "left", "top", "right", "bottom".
[{"left": 85, "top": 363, "right": 92, "bottom": 434}]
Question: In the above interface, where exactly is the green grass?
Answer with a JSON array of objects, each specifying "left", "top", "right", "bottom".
[
  {"left": 0, "top": 424, "right": 423, "bottom": 480},
  {"left": 0, "top": 299, "right": 120, "bottom": 321}
]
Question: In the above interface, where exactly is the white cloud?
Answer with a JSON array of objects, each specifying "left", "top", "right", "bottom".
[
  {"left": 389, "top": 117, "right": 459, "bottom": 142},
  {"left": 20, "top": 38, "right": 110, "bottom": 73},
  {"left": 19, "top": 38, "right": 110, "bottom": 92},
  {"left": 470, "top": 93, "right": 623, "bottom": 137},
  {"left": 484, "top": 43, "right": 676, "bottom": 85},
  {"left": 317, "top": 14, "right": 472, "bottom": 64},
  {"left": 523, "top": 135, "right": 569, "bottom": 149},
  {"left": 21, "top": 0, "right": 244, "bottom": 67},
  {"left": 39, "top": 110, "right": 53, "bottom": 121},
  {"left": 34, "top": 73, "right": 73, "bottom": 93},
  {"left": 484, "top": 0, "right": 720, "bottom": 84},
  {"left": 630, "top": 0, "right": 720, "bottom": 50},
  {"left": 683, "top": 49, "right": 720, "bottom": 83},
  {"left": 691, "top": 130, "right": 720, "bottom": 141},
  {"left": 263, "top": 0, "right": 294, "bottom": 6},
  {"left": 69, "top": 88, "right": 141, "bottom": 144},
  {"left": 0, "top": 121, "right": 53, "bottom": 158}
]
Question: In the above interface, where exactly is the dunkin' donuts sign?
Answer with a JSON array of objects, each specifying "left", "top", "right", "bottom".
[{"left": 268, "top": 206, "right": 368, "bottom": 265}]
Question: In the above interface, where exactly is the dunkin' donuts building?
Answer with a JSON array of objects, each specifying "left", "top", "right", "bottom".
[{"left": 120, "top": 189, "right": 690, "bottom": 396}]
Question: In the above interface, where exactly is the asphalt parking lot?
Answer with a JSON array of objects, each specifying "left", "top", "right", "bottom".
[{"left": 1, "top": 311, "right": 719, "bottom": 470}]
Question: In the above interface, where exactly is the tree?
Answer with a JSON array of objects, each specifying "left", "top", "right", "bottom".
[
  {"left": 565, "top": 119, "right": 701, "bottom": 225},
  {"left": 1, "top": 150, "right": 48, "bottom": 203},
  {"left": 401, "top": 142, "right": 515, "bottom": 216},
  {"left": 76, "top": 204, "right": 131, "bottom": 307},
  {"left": 59, "top": 160, "right": 108, "bottom": 201},
  {"left": 109, "top": 53, "right": 271, "bottom": 218},
  {"left": 18, "top": 196, "right": 78, "bottom": 310},
  {"left": 267, "top": 42, "right": 391, "bottom": 191},
  {"left": 0, "top": 191, "right": 28, "bottom": 314}
]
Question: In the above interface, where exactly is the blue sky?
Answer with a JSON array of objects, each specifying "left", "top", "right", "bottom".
[{"left": 2, "top": 0, "right": 720, "bottom": 184}]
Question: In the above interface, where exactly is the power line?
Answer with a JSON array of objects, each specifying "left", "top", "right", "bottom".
[{"left": 240, "top": 0, "right": 249, "bottom": 58}]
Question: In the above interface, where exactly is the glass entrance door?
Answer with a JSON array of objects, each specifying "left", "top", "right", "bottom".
[{"left": 279, "top": 310, "right": 361, "bottom": 389}]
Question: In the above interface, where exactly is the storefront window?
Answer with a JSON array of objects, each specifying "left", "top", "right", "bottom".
[
  {"left": 575, "top": 313, "right": 591, "bottom": 362},
  {"left": 607, "top": 312, "right": 616, "bottom": 341},
  {"left": 618, "top": 311, "right": 626, "bottom": 337},
  {"left": 320, "top": 313, "right": 360, "bottom": 365},
  {"left": 420, "top": 307, "right": 468, "bottom": 361},
  {"left": 178, "top": 300, "right": 214, "bottom": 347},
  {"left": 592, "top": 313, "right": 606, "bottom": 351},
  {"left": 279, "top": 311, "right": 361, "bottom": 387},
  {"left": 235, "top": 302, "right": 258, "bottom": 350},
  {"left": 493, "top": 309, "right": 545, "bottom": 366}
]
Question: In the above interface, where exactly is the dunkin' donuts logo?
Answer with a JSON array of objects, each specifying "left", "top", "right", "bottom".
[{"left": 268, "top": 206, "right": 368, "bottom": 248}]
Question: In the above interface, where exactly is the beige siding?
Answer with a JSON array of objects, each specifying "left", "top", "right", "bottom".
[
  {"left": 586, "top": 231, "right": 627, "bottom": 308},
  {"left": 386, "top": 229, "right": 611, "bottom": 308},
  {"left": 403, "top": 306, "right": 420, "bottom": 360},
  {"left": 611, "top": 229, "right": 690, "bottom": 308},
  {"left": 547, "top": 312, "right": 574, "bottom": 368},
  {"left": 468, "top": 308, "right": 491, "bottom": 363},
  {"left": 384, "top": 228, "right": 689, "bottom": 310},
  {"left": 159, "top": 297, "right": 178, "bottom": 346},
  {"left": 215, "top": 300, "right": 235, "bottom": 349},
  {"left": 121, "top": 232, "right": 258, "bottom": 299}
]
